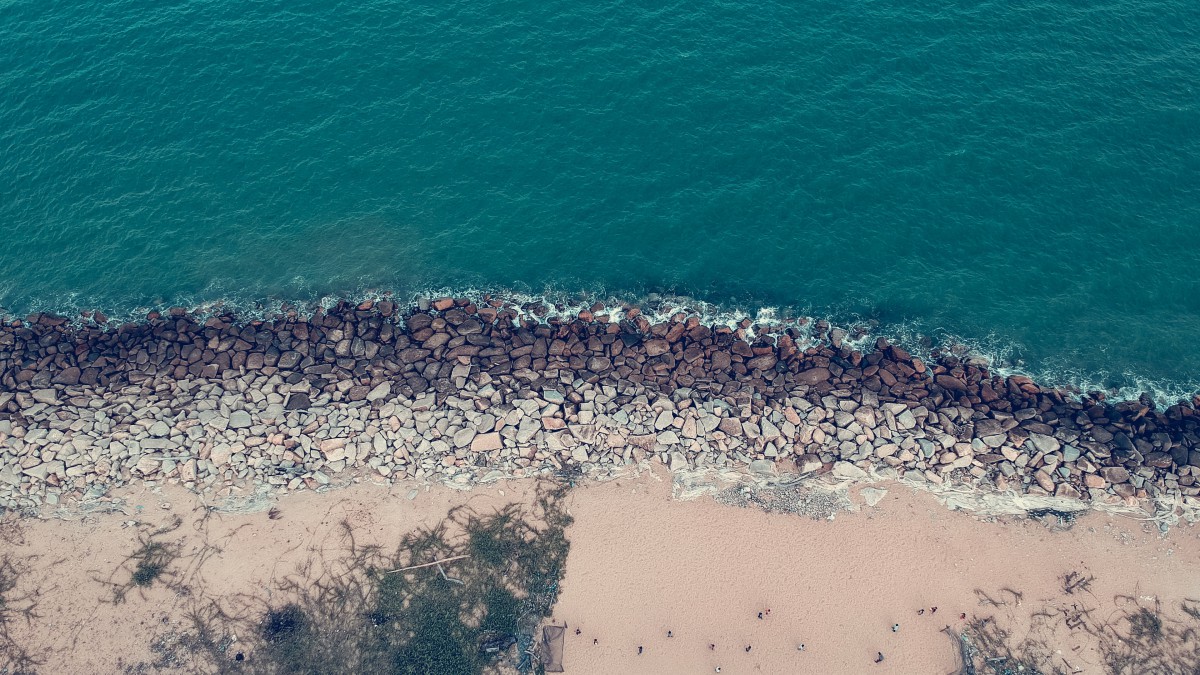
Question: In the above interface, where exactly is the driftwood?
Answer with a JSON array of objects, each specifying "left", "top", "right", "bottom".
[{"left": 385, "top": 554, "right": 470, "bottom": 574}]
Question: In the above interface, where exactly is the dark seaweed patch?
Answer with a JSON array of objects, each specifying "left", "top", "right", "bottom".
[{"left": 183, "top": 480, "right": 572, "bottom": 675}]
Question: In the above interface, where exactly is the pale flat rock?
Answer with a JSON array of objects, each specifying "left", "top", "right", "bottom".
[
  {"left": 1028, "top": 432, "right": 1060, "bottom": 454},
  {"left": 453, "top": 428, "right": 477, "bottom": 448},
  {"left": 832, "top": 461, "right": 869, "bottom": 482},
  {"left": 657, "top": 430, "right": 681, "bottom": 445},
  {"left": 319, "top": 438, "right": 347, "bottom": 463},
  {"left": 669, "top": 451, "right": 689, "bottom": 472},
  {"left": 860, "top": 487, "right": 888, "bottom": 507},
  {"left": 748, "top": 459, "right": 776, "bottom": 476},
  {"left": 874, "top": 443, "right": 899, "bottom": 458},
  {"left": 210, "top": 444, "right": 234, "bottom": 466},
  {"left": 22, "top": 461, "right": 64, "bottom": 480},
  {"left": 228, "top": 410, "right": 252, "bottom": 429},
  {"left": 760, "top": 418, "right": 782, "bottom": 441},
  {"left": 366, "top": 382, "right": 391, "bottom": 402},
  {"left": 471, "top": 432, "right": 503, "bottom": 452}
]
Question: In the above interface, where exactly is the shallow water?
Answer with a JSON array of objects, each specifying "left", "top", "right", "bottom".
[{"left": 2, "top": 0, "right": 1198, "bottom": 396}]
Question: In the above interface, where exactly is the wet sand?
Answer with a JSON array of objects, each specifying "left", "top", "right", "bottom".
[{"left": 3, "top": 470, "right": 1197, "bottom": 673}]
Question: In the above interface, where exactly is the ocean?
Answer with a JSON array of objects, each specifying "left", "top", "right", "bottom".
[{"left": 1, "top": 0, "right": 1198, "bottom": 399}]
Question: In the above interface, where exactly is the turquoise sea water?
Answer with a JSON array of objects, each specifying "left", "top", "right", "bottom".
[{"left": 1, "top": 0, "right": 1198, "bottom": 397}]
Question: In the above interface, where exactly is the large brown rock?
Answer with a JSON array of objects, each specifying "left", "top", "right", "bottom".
[
  {"left": 644, "top": 339, "right": 670, "bottom": 357},
  {"left": 746, "top": 354, "right": 777, "bottom": 371},
  {"left": 935, "top": 374, "right": 966, "bottom": 392},
  {"left": 795, "top": 367, "right": 831, "bottom": 385}
]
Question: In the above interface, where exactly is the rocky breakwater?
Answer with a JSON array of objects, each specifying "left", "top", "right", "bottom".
[{"left": 1, "top": 298, "right": 1199, "bottom": 513}]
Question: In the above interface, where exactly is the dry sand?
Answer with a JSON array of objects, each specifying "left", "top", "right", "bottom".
[{"left": 2, "top": 470, "right": 1198, "bottom": 674}]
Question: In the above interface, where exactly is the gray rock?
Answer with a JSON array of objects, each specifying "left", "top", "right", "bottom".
[
  {"left": 228, "top": 410, "right": 252, "bottom": 429},
  {"left": 669, "top": 452, "right": 689, "bottom": 472},
  {"left": 22, "top": 460, "right": 64, "bottom": 480},
  {"left": 32, "top": 389, "right": 57, "bottom": 405},
  {"left": 760, "top": 418, "right": 782, "bottom": 441},
  {"left": 832, "top": 461, "right": 868, "bottom": 481},
  {"left": 278, "top": 351, "right": 302, "bottom": 369},
  {"left": 148, "top": 420, "right": 171, "bottom": 437},
  {"left": 860, "top": 487, "right": 888, "bottom": 507},
  {"left": 1028, "top": 432, "right": 1060, "bottom": 454},
  {"left": 366, "top": 382, "right": 391, "bottom": 402},
  {"left": 453, "top": 428, "right": 477, "bottom": 448},
  {"left": 749, "top": 459, "right": 776, "bottom": 476},
  {"left": 516, "top": 417, "right": 541, "bottom": 443},
  {"left": 0, "top": 465, "right": 20, "bottom": 485}
]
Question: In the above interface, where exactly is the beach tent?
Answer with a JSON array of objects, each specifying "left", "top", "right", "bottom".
[{"left": 541, "top": 624, "right": 566, "bottom": 672}]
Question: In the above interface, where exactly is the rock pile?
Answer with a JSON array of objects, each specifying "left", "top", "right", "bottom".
[{"left": 1, "top": 297, "right": 1199, "bottom": 511}]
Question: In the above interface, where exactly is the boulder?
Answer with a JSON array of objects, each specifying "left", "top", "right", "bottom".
[
  {"left": 795, "top": 368, "right": 831, "bottom": 385},
  {"left": 471, "top": 432, "right": 503, "bottom": 452},
  {"left": 286, "top": 393, "right": 311, "bottom": 410},
  {"left": 52, "top": 367, "right": 82, "bottom": 385},
  {"left": 935, "top": 374, "right": 966, "bottom": 392},
  {"left": 228, "top": 411, "right": 253, "bottom": 429},
  {"left": 644, "top": 339, "right": 670, "bottom": 357},
  {"left": 1028, "top": 432, "right": 1060, "bottom": 454},
  {"left": 22, "top": 460, "right": 64, "bottom": 480},
  {"left": 366, "top": 382, "right": 391, "bottom": 402},
  {"left": 1101, "top": 466, "right": 1130, "bottom": 484}
]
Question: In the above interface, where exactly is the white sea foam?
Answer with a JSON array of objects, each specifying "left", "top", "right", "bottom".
[{"left": 2, "top": 286, "right": 1196, "bottom": 407}]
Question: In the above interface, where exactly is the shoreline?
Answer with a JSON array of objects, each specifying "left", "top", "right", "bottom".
[{"left": 2, "top": 296, "right": 1200, "bottom": 519}]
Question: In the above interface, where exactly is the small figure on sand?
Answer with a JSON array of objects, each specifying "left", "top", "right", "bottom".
[
  {"left": 667, "top": 630, "right": 673, "bottom": 638},
  {"left": 745, "top": 645, "right": 752, "bottom": 652},
  {"left": 892, "top": 623, "right": 899, "bottom": 632},
  {"left": 638, "top": 646, "right": 643, "bottom": 655},
  {"left": 875, "top": 652, "right": 885, "bottom": 663}
]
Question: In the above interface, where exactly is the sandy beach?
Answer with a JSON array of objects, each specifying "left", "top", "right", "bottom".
[{"left": 3, "top": 467, "right": 1196, "bottom": 673}]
